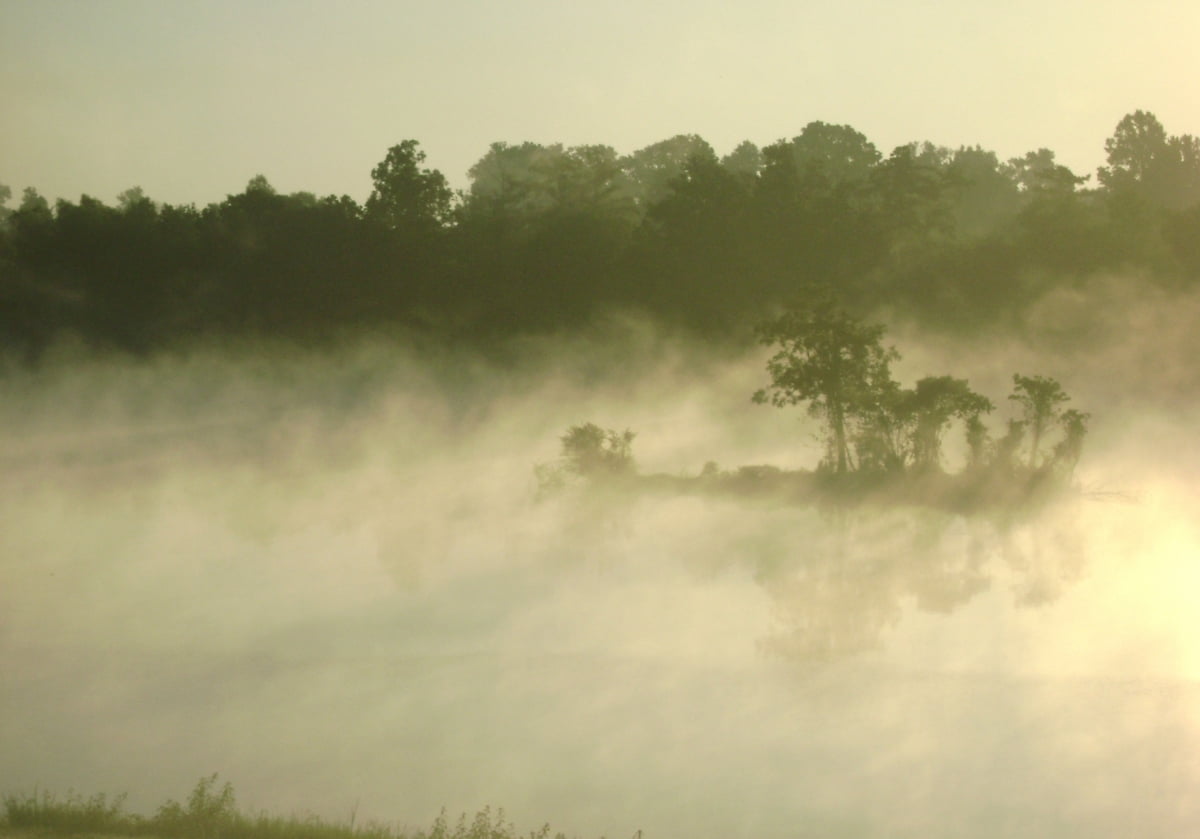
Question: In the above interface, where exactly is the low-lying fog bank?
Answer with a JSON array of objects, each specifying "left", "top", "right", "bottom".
[{"left": 4, "top": 289, "right": 1200, "bottom": 838}]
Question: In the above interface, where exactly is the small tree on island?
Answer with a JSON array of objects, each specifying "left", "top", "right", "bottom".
[
  {"left": 908, "top": 376, "right": 996, "bottom": 471},
  {"left": 534, "top": 422, "right": 636, "bottom": 496},
  {"left": 852, "top": 375, "right": 994, "bottom": 474},
  {"left": 1051, "top": 408, "right": 1090, "bottom": 479},
  {"left": 559, "top": 423, "right": 636, "bottom": 477},
  {"left": 752, "top": 293, "right": 897, "bottom": 473},
  {"left": 751, "top": 297, "right": 1086, "bottom": 488},
  {"left": 1008, "top": 373, "right": 1070, "bottom": 468}
]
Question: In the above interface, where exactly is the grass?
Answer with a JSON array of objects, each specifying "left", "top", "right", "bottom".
[
  {"left": 2, "top": 789, "right": 134, "bottom": 836},
  {"left": 1, "top": 777, "right": 592, "bottom": 839}
]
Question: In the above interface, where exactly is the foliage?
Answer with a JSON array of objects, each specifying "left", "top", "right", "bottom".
[
  {"left": 421, "top": 807, "right": 568, "bottom": 839},
  {"left": 1051, "top": 408, "right": 1090, "bottom": 479},
  {"left": 752, "top": 291, "right": 897, "bottom": 473},
  {"left": 1098, "top": 110, "right": 1200, "bottom": 210},
  {"left": 558, "top": 423, "right": 636, "bottom": 477},
  {"left": 1008, "top": 374, "right": 1070, "bottom": 468},
  {"left": 852, "top": 375, "right": 994, "bottom": 474},
  {"left": 2, "top": 778, "right": 593, "bottom": 839},
  {"left": 3, "top": 110, "right": 1199, "bottom": 358},
  {"left": 534, "top": 423, "right": 636, "bottom": 496},
  {"left": 2, "top": 788, "right": 136, "bottom": 835},
  {"left": 907, "top": 376, "right": 995, "bottom": 470},
  {"left": 153, "top": 774, "right": 237, "bottom": 839},
  {"left": 753, "top": 303, "right": 1087, "bottom": 494},
  {"left": 366, "top": 140, "right": 454, "bottom": 232}
]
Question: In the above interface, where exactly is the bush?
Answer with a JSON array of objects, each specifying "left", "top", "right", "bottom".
[
  {"left": 2, "top": 788, "right": 139, "bottom": 835},
  {"left": 2, "top": 778, "right": 610, "bottom": 839},
  {"left": 421, "top": 807, "right": 567, "bottom": 839},
  {"left": 152, "top": 774, "right": 237, "bottom": 839},
  {"left": 534, "top": 422, "right": 637, "bottom": 497}
]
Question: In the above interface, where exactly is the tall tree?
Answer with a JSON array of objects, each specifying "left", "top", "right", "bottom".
[
  {"left": 907, "top": 376, "right": 995, "bottom": 471},
  {"left": 1050, "top": 408, "right": 1089, "bottom": 479},
  {"left": 870, "top": 142, "right": 955, "bottom": 249},
  {"left": 753, "top": 292, "right": 897, "bottom": 473},
  {"left": 854, "top": 374, "right": 993, "bottom": 473},
  {"left": 463, "top": 141, "right": 560, "bottom": 223},
  {"left": 1008, "top": 374, "right": 1070, "bottom": 468},
  {"left": 1011, "top": 148, "right": 1088, "bottom": 196},
  {"left": 1099, "top": 111, "right": 1167, "bottom": 189},
  {"left": 944, "top": 146, "right": 1023, "bottom": 240},
  {"left": 457, "top": 141, "right": 638, "bottom": 330},
  {"left": 752, "top": 126, "right": 883, "bottom": 290},
  {"left": 365, "top": 140, "right": 453, "bottom": 232},
  {"left": 0, "top": 183, "right": 13, "bottom": 228},
  {"left": 1098, "top": 111, "right": 1200, "bottom": 210},
  {"left": 721, "top": 141, "right": 763, "bottom": 184},
  {"left": 622, "top": 134, "right": 715, "bottom": 211},
  {"left": 787, "top": 121, "right": 881, "bottom": 185},
  {"left": 637, "top": 147, "right": 754, "bottom": 324}
]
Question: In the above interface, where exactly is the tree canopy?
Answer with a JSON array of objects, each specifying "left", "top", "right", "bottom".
[
  {"left": 3, "top": 110, "right": 1199, "bottom": 357},
  {"left": 753, "top": 292, "right": 897, "bottom": 473},
  {"left": 753, "top": 300, "right": 1084, "bottom": 486}
]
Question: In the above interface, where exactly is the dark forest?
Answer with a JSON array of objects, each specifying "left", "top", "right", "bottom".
[{"left": 3, "top": 110, "right": 1199, "bottom": 359}]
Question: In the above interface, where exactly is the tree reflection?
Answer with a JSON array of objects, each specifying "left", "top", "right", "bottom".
[{"left": 757, "top": 503, "right": 1086, "bottom": 665}]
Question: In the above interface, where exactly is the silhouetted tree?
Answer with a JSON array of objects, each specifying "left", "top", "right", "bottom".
[
  {"left": 0, "top": 183, "right": 13, "bottom": 229},
  {"left": 635, "top": 146, "right": 755, "bottom": 325},
  {"left": 944, "top": 146, "right": 1023, "bottom": 240},
  {"left": 854, "top": 374, "right": 993, "bottom": 473},
  {"left": 908, "top": 376, "right": 995, "bottom": 471},
  {"left": 457, "top": 141, "right": 637, "bottom": 330},
  {"left": 622, "top": 134, "right": 715, "bottom": 210},
  {"left": 993, "top": 418, "right": 1027, "bottom": 473},
  {"left": 535, "top": 423, "right": 637, "bottom": 495},
  {"left": 964, "top": 414, "right": 990, "bottom": 470},
  {"left": 1050, "top": 408, "right": 1089, "bottom": 479},
  {"left": 1003, "top": 148, "right": 1115, "bottom": 277},
  {"left": 1098, "top": 111, "right": 1200, "bottom": 210},
  {"left": 870, "top": 142, "right": 955, "bottom": 255},
  {"left": 751, "top": 126, "right": 883, "bottom": 290},
  {"left": 1010, "top": 148, "right": 1088, "bottom": 196},
  {"left": 721, "top": 140, "right": 763, "bottom": 184},
  {"left": 2, "top": 112, "right": 1197, "bottom": 358},
  {"left": 1164, "top": 202, "right": 1200, "bottom": 279},
  {"left": 560, "top": 423, "right": 636, "bottom": 477},
  {"left": 852, "top": 376, "right": 911, "bottom": 474},
  {"left": 365, "top": 140, "right": 453, "bottom": 232},
  {"left": 462, "top": 141, "right": 564, "bottom": 225},
  {"left": 785, "top": 121, "right": 881, "bottom": 185},
  {"left": 1008, "top": 374, "right": 1069, "bottom": 468},
  {"left": 753, "top": 292, "right": 897, "bottom": 473}
]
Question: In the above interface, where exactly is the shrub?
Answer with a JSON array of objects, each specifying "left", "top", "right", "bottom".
[
  {"left": 2, "top": 778, "right": 614, "bottom": 839},
  {"left": 2, "top": 788, "right": 139, "bottom": 834},
  {"left": 534, "top": 422, "right": 636, "bottom": 497}
]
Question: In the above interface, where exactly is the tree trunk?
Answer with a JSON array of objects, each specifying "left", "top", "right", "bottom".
[{"left": 833, "top": 401, "right": 848, "bottom": 473}]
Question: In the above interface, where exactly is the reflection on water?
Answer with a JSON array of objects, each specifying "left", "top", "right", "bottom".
[{"left": 753, "top": 501, "right": 1087, "bottom": 664}]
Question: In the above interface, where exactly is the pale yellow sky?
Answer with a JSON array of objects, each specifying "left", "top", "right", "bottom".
[{"left": 2, "top": 0, "right": 1197, "bottom": 206}]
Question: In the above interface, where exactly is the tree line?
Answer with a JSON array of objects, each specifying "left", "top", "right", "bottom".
[{"left": 2, "top": 110, "right": 1199, "bottom": 359}]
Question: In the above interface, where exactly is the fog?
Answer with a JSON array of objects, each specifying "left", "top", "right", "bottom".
[{"left": 4, "top": 285, "right": 1200, "bottom": 838}]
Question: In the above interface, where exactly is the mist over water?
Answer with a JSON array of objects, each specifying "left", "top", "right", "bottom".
[{"left": 4, "top": 292, "right": 1200, "bottom": 839}]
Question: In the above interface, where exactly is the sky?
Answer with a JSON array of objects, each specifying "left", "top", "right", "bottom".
[{"left": 1, "top": 0, "right": 1198, "bottom": 208}]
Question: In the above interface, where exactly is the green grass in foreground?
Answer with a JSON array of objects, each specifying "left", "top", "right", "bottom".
[{"left": 2, "top": 776, "right": 602, "bottom": 839}]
